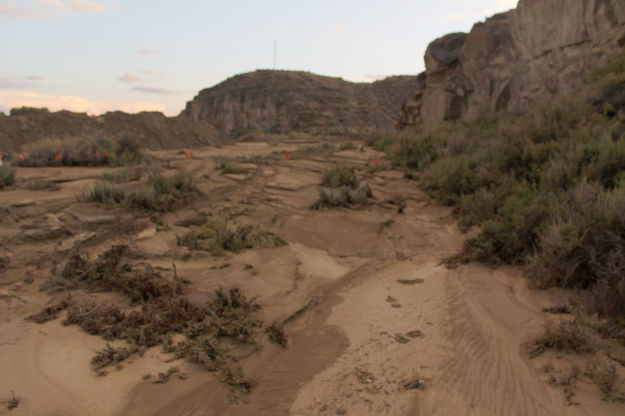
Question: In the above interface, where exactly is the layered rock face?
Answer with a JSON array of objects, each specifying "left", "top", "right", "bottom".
[
  {"left": 181, "top": 70, "right": 420, "bottom": 137},
  {"left": 0, "top": 109, "right": 227, "bottom": 152},
  {"left": 399, "top": 0, "right": 625, "bottom": 129}
]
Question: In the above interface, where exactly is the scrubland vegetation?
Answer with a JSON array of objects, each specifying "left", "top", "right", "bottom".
[
  {"left": 15, "top": 136, "right": 147, "bottom": 167},
  {"left": 177, "top": 222, "right": 287, "bottom": 255},
  {"left": 388, "top": 51, "right": 625, "bottom": 322},
  {"left": 81, "top": 168, "right": 198, "bottom": 212},
  {"left": 31, "top": 245, "right": 268, "bottom": 388}
]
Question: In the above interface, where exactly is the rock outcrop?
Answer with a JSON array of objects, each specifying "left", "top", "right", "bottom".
[
  {"left": 399, "top": 0, "right": 625, "bottom": 129},
  {"left": 0, "top": 109, "right": 228, "bottom": 152},
  {"left": 181, "top": 70, "right": 420, "bottom": 137}
]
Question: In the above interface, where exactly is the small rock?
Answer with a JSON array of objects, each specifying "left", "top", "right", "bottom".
[
  {"left": 397, "top": 279, "right": 424, "bottom": 285},
  {"left": 403, "top": 379, "right": 426, "bottom": 391}
]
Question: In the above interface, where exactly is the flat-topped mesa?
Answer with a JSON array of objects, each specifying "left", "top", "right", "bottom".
[
  {"left": 180, "top": 70, "right": 421, "bottom": 137},
  {"left": 399, "top": 0, "right": 625, "bottom": 130}
]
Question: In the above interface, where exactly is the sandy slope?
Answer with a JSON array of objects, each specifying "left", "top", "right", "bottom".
[{"left": 0, "top": 142, "right": 623, "bottom": 415}]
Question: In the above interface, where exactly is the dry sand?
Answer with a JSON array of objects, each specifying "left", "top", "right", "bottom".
[{"left": 1, "top": 141, "right": 624, "bottom": 415}]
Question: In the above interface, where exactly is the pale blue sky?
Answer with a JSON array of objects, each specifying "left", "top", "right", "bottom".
[{"left": 0, "top": 0, "right": 517, "bottom": 115}]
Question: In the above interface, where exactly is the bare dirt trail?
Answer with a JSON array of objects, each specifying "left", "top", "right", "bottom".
[{"left": 1, "top": 142, "right": 623, "bottom": 415}]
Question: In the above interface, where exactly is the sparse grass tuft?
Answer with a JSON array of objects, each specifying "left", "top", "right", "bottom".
[
  {"left": 311, "top": 184, "right": 373, "bottom": 210},
  {"left": 99, "top": 168, "right": 142, "bottom": 183},
  {"left": 339, "top": 142, "right": 357, "bottom": 151},
  {"left": 79, "top": 182, "right": 126, "bottom": 204},
  {"left": 266, "top": 321, "right": 288, "bottom": 348},
  {"left": 79, "top": 169, "right": 198, "bottom": 212},
  {"left": 321, "top": 165, "right": 359, "bottom": 188},
  {"left": 177, "top": 223, "right": 286, "bottom": 256},
  {"left": 366, "top": 135, "right": 394, "bottom": 152},
  {"left": 530, "top": 321, "right": 595, "bottom": 358},
  {"left": 585, "top": 362, "right": 623, "bottom": 400},
  {"left": 7, "top": 390, "right": 18, "bottom": 410},
  {"left": 24, "top": 180, "right": 60, "bottom": 191},
  {"left": 25, "top": 297, "right": 71, "bottom": 323},
  {"left": 217, "top": 162, "right": 248, "bottom": 175},
  {"left": 296, "top": 143, "right": 335, "bottom": 153},
  {"left": 91, "top": 344, "right": 144, "bottom": 371},
  {"left": 126, "top": 169, "right": 198, "bottom": 212}
]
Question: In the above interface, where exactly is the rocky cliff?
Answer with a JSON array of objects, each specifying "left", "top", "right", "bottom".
[
  {"left": 0, "top": 109, "right": 228, "bottom": 152},
  {"left": 399, "top": 0, "right": 625, "bottom": 129},
  {"left": 181, "top": 70, "right": 420, "bottom": 137}
]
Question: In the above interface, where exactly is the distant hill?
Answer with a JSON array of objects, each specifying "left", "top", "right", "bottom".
[
  {"left": 0, "top": 108, "right": 228, "bottom": 152},
  {"left": 180, "top": 70, "right": 420, "bottom": 137}
]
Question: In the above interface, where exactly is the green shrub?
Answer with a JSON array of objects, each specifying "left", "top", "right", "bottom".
[
  {"left": 126, "top": 169, "right": 197, "bottom": 212},
  {"left": 217, "top": 162, "right": 248, "bottom": 175},
  {"left": 311, "top": 184, "right": 373, "bottom": 210},
  {"left": 25, "top": 180, "right": 61, "bottom": 191},
  {"left": 108, "top": 138, "right": 146, "bottom": 166},
  {"left": 99, "top": 168, "right": 142, "bottom": 184},
  {"left": 15, "top": 136, "right": 147, "bottom": 167},
  {"left": 80, "top": 169, "right": 197, "bottom": 213},
  {"left": 389, "top": 49, "right": 625, "bottom": 320},
  {"left": 0, "top": 165, "right": 16, "bottom": 189},
  {"left": 80, "top": 182, "right": 126, "bottom": 204},
  {"left": 366, "top": 135, "right": 394, "bottom": 151},
  {"left": 321, "top": 165, "right": 359, "bottom": 188},
  {"left": 177, "top": 223, "right": 286, "bottom": 255},
  {"left": 530, "top": 321, "right": 594, "bottom": 357}
]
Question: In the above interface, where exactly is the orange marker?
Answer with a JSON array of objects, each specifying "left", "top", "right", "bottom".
[
  {"left": 55, "top": 153, "right": 62, "bottom": 161},
  {"left": 372, "top": 157, "right": 379, "bottom": 166},
  {"left": 18, "top": 154, "right": 24, "bottom": 160},
  {"left": 103, "top": 151, "right": 109, "bottom": 157},
  {"left": 23, "top": 151, "right": 27, "bottom": 158},
  {"left": 284, "top": 153, "right": 291, "bottom": 159},
  {"left": 96, "top": 150, "right": 101, "bottom": 157},
  {"left": 185, "top": 151, "right": 192, "bottom": 160},
  {"left": 0, "top": 152, "right": 3, "bottom": 159}
]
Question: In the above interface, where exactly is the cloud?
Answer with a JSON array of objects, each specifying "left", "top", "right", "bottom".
[
  {"left": 118, "top": 72, "right": 142, "bottom": 83},
  {"left": 363, "top": 74, "right": 388, "bottom": 81},
  {"left": 42, "top": 0, "right": 107, "bottom": 13},
  {"left": 494, "top": 0, "right": 517, "bottom": 7},
  {"left": 131, "top": 86, "right": 174, "bottom": 95},
  {"left": 0, "top": 2, "right": 50, "bottom": 20},
  {"left": 137, "top": 50, "right": 159, "bottom": 56},
  {"left": 0, "top": 0, "right": 108, "bottom": 20},
  {"left": 333, "top": 25, "right": 346, "bottom": 33},
  {"left": 0, "top": 78, "right": 30, "bottom": 89},
  {"left": 446, "top": 13, "right": 468, "bottom": 22},
  {"left": 0, "top": 90, "right": 165, "bottom": 115},
  {"left": 65, "top": 0, "right": 106, "bottom": 12}
]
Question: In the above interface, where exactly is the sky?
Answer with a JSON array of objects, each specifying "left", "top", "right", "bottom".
[{"left": 0, "top": 0, "right": 517, "bottom": 116}]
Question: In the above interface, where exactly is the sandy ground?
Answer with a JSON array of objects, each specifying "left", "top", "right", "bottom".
[{"left": 1, "top": 141, "right": 624, "bottom": 415}]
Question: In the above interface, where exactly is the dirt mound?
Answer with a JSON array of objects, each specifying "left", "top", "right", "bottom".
[
  {"left": 0, "top": 108, "right": 229, "bottom": 153},
  {"left": 180, "top": 70, "right": 420, "bottom": 137}
]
